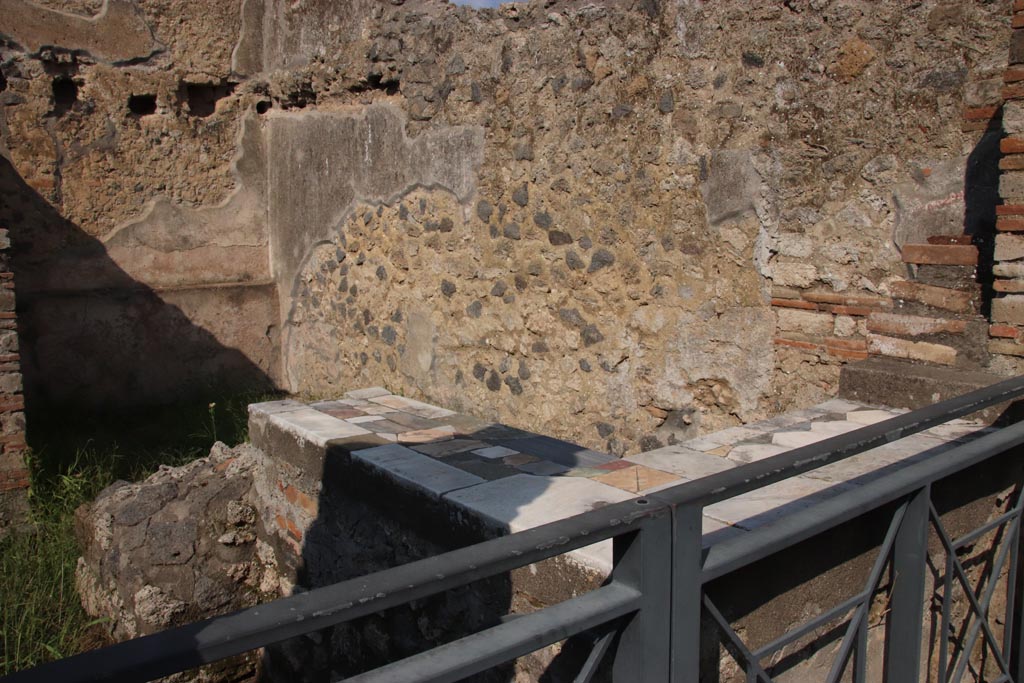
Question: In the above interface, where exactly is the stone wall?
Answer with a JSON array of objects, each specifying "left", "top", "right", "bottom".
[
  {"left": 0, "top": 1, "right": 1015, "bottom": 453},
  {"left": 992, "top": 0, "right": 1024, "bottom": 365},
  {"left": 0, "top": 226, "right": 28, "bottom": 535}
]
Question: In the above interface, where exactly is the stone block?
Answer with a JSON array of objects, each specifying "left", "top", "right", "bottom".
[
  {"left": 996, "top": 279, "right": 1024, "bottom": 293},
  {"left": 989, "top": 339, "right": 1024, "bottom": 357},
  {"left": 352, "top": 444, "right": 484, "bottom": 501},
  {"left": 997, "top": 234, "right": 1024, "bottom": 262},
  {"left": 701, "top": 149, "right": 758, "bottom": 224},
  {"left": 867, "top": 334, "right": 957, "bottom": 365},
  {"left": 776, "top": 308, "right": 834, "bottom": 335},
  {"left": 992, "top": 296, "right": 1024, "bottom": 325},
  {"left": 771, "top": 262, "right": 818, "bottom": 288},
  {"left": 1004, "top": 101, "right": 1024, "bottom": 134},
  {"left": 1001, "top": 169, "right": 1024, "bottom": 200}
]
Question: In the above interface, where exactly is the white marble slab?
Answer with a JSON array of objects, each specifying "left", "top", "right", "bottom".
[
  {"left": 249, "top": 399, "right": 307, "bottom": 416},
  {"left": 345, "top": 387, "right": 392, "bottom": 399},
  {"left": 627, "top": 445, "right": 737, "bottom": 478},
  {"left": 704, "top": 475, "right": 856, "bottom": 531},
  {"left": 444, "top": 474, "right": 635, "bottom": 575},
  {"left": 370, "top": 394, "right": 458, "bottom": 419},
  {"left": 268, "top": 407, "right": 372, "bottom": 447},
  {"left": 473, "top": 445, "right": 520, "bottom": 460},
  {"left": 353, "top": 444, "right": 485, "bottom": 500}
]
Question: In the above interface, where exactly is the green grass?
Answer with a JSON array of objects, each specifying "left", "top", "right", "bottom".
[{"left": 0, "top": 391, "right": 276, "bottom": 675}]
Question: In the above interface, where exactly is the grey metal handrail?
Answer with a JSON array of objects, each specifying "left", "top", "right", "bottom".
[{"left": 6, "top": 374, "right": 1024, "bottom": 683}]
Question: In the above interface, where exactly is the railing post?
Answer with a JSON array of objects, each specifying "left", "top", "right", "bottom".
[
  {"left": 1011, "top": 487, "right": 1024, "bottom": 681},
  {"left": 669, "top": 503, "right": 703, "bottom": 682},
  {"left": 884, "top": 485, "right": 930, "bottom": 682},
  {"left": 610, "top": 505, "right": 672, "bottom": 682}
]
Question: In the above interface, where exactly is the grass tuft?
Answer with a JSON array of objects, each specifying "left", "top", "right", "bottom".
[{"left": 0, "top": 391, "right": 276, "bottom": 675}]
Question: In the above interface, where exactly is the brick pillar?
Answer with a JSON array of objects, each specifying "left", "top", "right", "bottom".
[
  {"left": 0, "top": 227, "right": 28, "bottom": 535},
  {"left": 991, "top": 1, "right": 1024, "bottom": 358}
]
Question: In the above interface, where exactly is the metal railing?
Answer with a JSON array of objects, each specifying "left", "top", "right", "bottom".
[{"left": 8, "top": 376, "right": 1024, "bottom": 682}]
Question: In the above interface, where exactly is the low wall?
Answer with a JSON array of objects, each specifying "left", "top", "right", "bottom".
[{"left": 0, "top": 225, "right": 28, "bottom": 536}]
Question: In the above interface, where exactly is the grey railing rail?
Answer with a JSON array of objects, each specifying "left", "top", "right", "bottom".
[{"left": 7, "top": 374, "right": 1024, "bottom": 683}]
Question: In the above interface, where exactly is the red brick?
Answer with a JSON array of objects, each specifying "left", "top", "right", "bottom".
[
  {"left": 1014, "top": 13, "right": 1024, "bottom": 28},
  {"left": 926, "top": 234, "right": 973, "bottom": 245},
  {"left": 964, "top": 105, "right": 1001, "bottom": 121},
  {"left": 0, "top": 273, "right": 13, "bottom": 281},
  {"left": 1002, "top": 155, "right": 1024, "bottom": 171},
  {"left": 1016, "top": 0, "right": 1024, "bottom": 12},
  {"left": 828, "top": 305, "right": 872, "bottom": 317},
  {"left": 900, "top": 244, "right": 978, "bottom": 266},
  {"left": 773, "top": 337, "right": 821, "bottom": 352},
  {"left": 0, "top": 468, "right": 29, "bottom": 492},
  {"left": 998, "top": 216, "right": 1024, "bottom": 232},
  {"left": 770, "top": 298, "right": 819, "bottom": 310},
  {"left": 292, "top": 488, "right": 318, "bottom": 517},
  {"left": 889, "top": 281, "right": 974, "bottom": 313},
  {"left": 1003, "top": 139, "right": 1024, "bottom": 155},
  {"left": 285, "top": 517, "right": 303, "bottom": 542},
  {"left": 801, "top": 290, "right": 891, "bottom": 308},
  {"left": 998, "top": 204, "right": 1024, "bottom": 215},
  {"left": 0, "top": 433, "right": 26, "bottom": 447},
  {"left": 1006, "top": 67, "right": 1024, "bottom": 83},
  {"left": 823, "top": 337, "right": 868, "bottom": 351},
  {"left": 826, "top": 348, "right": 870, "bottom": 361},
  {"left": 963, "top": 120, "right": 998, "bottom": 132},
  {"left": 1004, "top": 83, "right": 1024, "bottom": 100},
  {"left": 213, "top": 457, "right": 236, "bottom": 473},
  {"left": 867, "top": 312, "right": 967, "bottom": 336},
  {"left": 990, "top": 324, "right": 1020, "bottom": 338},
  {"left": 275, "top": 514, "right": 288, "bottom": 531},
  {"left": 284, "top": 484, "right": 298, "bottom": 504},
  {"left": 0, "top": 397, "right": 25, "bottom": 413},
  {"left": 0, "top": 355, "right": 18, "bottom": 363}
]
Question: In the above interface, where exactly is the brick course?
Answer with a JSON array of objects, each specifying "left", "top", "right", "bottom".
[{"left": 0, "top": 227, "right": 27, "bottom": 536}]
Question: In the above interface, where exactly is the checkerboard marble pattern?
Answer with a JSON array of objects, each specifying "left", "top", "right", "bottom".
[{"left": 250, "top": 390, "right": 992, "bottom": 576}]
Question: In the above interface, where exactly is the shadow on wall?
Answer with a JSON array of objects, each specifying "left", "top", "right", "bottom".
[
  {"left": 257, "top": 429, "right": 629, "bottom": 683},
  {"left": 0, "top": 155, "right": 275, "bottom": 423},
  {"left": 965, "top": 119, "right": 1002, "bottom": 318}
]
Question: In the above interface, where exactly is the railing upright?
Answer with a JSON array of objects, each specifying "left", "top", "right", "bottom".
[
  {"left": 666, "top": 503, "right": 704, "bottom": 683},
  {"left": 609, "top": 506, "right": 673, "bottom": 682},
  {"left": 883, "top": 485, "right": 930, "bottom": 681}
]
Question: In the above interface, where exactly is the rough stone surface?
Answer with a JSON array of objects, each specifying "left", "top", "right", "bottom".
[
  {"left": 0, "top": 0, "right": 1013, "bottom": 440},
  {"left": 74, "top": 443, "right": 277, "bottom": 679}
]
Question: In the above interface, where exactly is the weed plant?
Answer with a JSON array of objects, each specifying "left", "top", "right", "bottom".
[{"left": 0, "top": 391, "right": 276, "bottom": 675}]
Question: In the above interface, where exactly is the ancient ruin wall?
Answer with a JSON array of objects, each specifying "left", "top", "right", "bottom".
[
  {"left": 0, "top": 1, "right": 1012, "bottom": 453},
  {"left": 0, "top": 225, "right": 27, "bottom": 535}
]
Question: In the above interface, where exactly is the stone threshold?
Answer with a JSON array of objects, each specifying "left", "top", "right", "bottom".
[{"left": 249, "top": 389, "right": 992, "bottom": 578}]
